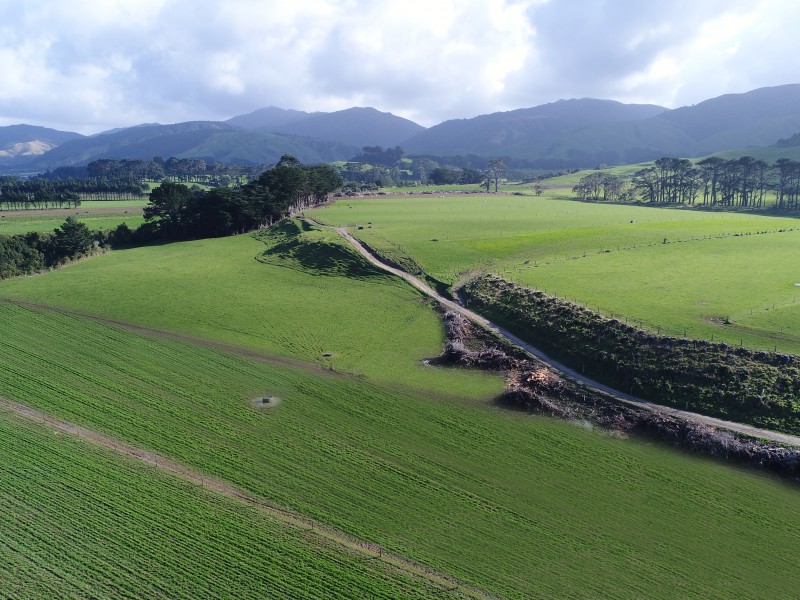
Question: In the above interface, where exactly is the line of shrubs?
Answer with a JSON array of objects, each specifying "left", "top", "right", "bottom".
[
  {"left": 461, "top": 274, "right": 800, "bottom": 435},
  {"left": 0, "top": 217, "right": 114, "bottom": 279},
  {"left": 432, "top": 309, "right": 800, "bottom": 478},
  {"left": 500, "top": 368, "right": 800, "bottom": 477}
]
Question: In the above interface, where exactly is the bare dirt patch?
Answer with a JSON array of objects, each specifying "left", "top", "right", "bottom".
[{"left": 251, "top": 396, "right": 281, "bottom": 409}]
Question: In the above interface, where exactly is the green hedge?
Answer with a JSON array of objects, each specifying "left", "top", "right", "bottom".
[{"left": 463, "top": 274, "right": 800, "bottom": 435}]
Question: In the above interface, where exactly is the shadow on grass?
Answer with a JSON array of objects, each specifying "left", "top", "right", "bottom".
[{"left": 255, "top": 219, "right": 387, "bottom": 280}]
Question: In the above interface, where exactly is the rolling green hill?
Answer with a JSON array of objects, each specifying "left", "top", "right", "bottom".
[
  {"left": 2, "top": 243, "right": 800, "bottom": 597},
  {"left": 313, "top": 194, "right": 800, "bottom": 355}
]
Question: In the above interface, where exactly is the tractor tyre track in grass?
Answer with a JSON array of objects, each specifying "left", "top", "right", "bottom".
[
  {"left": 4, "top": 298, "right": 339, "bottom": 376},
  {"left": 313, "top": 219, "right": 800, "bottom": 448},
  {"left": 0, "top": 395, "right": 494, "bottom": 600},
  {"left": 2, "top": 297, "right": 486, "bottom": 406}
]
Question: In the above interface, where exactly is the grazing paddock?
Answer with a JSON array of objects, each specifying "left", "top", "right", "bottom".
[
  {"left": 0, "top": 199, "right": 146, "bottom": 235},
  {"left": 313, "top": 194, "right": 800, "bottom": 352},
  {"left": 1, "top": 299, "right": 799, "bottom": 598}
]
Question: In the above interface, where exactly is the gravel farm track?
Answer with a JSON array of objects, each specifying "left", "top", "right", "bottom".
[{"left": 311, "top": 219, "right": 800, "bottom": 448}]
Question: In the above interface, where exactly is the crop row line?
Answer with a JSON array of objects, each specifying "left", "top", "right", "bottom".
[{"left": 0, "top": 396, "right": 496, "bottom": 600}]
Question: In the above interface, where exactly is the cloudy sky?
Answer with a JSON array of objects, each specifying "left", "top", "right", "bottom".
[{"left": 0, "top": 0, "right": 796, "bottom": 133}]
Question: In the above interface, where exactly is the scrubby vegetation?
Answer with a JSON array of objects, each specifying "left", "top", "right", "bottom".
[
  {"left": 433, "top": 310, "right": 800, "bottom": 476},
  {"left": 463, "top": 274, "right": 800, "bottom": 435},
  {"left": 0, "top": 217, "right": 100, "bottom": 278}
]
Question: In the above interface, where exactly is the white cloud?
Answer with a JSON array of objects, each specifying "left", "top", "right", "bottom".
[{"left": 0, "top": 0, "right": 796, "bottom": 133}]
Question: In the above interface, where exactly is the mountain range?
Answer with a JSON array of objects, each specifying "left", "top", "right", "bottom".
[{"left": 2, "top": 84, "right": 800, "bottom": 172}]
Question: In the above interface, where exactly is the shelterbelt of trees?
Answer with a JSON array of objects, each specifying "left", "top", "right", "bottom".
[
  {"left": 0, "top": 175, "right": 148, "bottom": 208},
  {"left": 573, "top": 156, "right": 800, "bottom": 209},
  {"left": 121, "top": 155, "right": 342, "bottom": 243},
  {"left": 0, "top": 157, "right": 268, "bottom": 211},
  {"left": 49, "top": 157, "right": 263, "bottom": 186},
  {"left": 0, "top": 156, "right": 342, "bottom": 279}
]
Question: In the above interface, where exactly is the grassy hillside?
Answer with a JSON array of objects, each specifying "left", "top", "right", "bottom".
[
  {"left": 0, "top": 408, "right": 439, "bottom": 598},
  {"left": 0, "top": 220, "right": 502, "bottom": 399},
  {"left": 712, "top": 144, "right": 800, "bottom": 162},
  {"left": 313, "top": 194, "right": 800, "bottom": 354},
  {"left": 2, "top": 299, "right": 800, "bottom": 598}
]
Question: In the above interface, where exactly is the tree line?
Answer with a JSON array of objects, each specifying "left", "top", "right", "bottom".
[
  {"left": 46, "top": 157, "right": 262, "bottom": 188},
  {"left": 1, "top": 156, "right": 343, "bottom": 278},
  {"left": 124, "top": 155, "right": 342, "bottom": 243},
  {"left": 0, "top": 217, "right": 98, "bottom": 279},
  {"left": 572, "top": 156, "right": 800, "bottom": 209},
  {"left": 0, "top": 175, "right": 149, "bottom": 208}
]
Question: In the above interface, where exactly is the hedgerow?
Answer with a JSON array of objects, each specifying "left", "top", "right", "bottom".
[{"left": 462, "top": 274, "right": 800, "bottom": 435}]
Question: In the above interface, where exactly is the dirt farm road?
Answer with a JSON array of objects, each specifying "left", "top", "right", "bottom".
[{"left": 320, "top": 221, "right": 800, "bottom": 448}]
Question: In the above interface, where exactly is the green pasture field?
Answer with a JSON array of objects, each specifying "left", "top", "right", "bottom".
[
  {"left": 313, "top": 194, "right": 800, "bottom": 353},
  {"left": 0, "top": 199, "right": 146, "bottom": 235},
  {"left": 505, "top": 230, "right": 800, "bottom": 353},
  {"left": 0, "top": 409, "right": 436, "bottom": 599},
  {"left": 1, "top": 299, "right": 800, "bottom": 598},
  {"left": 0, "top": 222, "right": 502, "bottom": 399},
  {"left": 381, "top": 183, "right": 484, "bottom": 193},
  {"left": 538, "top": 164, "right": 654, "bottom": 189},
  {"left": 79, "top": 200, "right": 148, "bottom": 209}
]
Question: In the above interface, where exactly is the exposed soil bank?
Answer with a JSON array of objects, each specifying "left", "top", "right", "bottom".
[
  {"left": 462, "top": 274, "right": 800, "bottom": 436},
  {"left": 434, "top": 309, "right": 800, "bottom": 480}
]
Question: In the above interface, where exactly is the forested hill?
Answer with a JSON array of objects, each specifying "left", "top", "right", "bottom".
[
  {"left": 225, "top": 106, "right": 314, "bottom": 130},
  {"left": 5, "top": 84, "right": 800, "bottom": 172},
  {"left": 25, "top": 121, "right": 358, "bottom": 170},
  {"left": 265, "top": 107, "right": 425, "bottom": 148},
  {"left": 403, "top": 84, "right": 800, "bottom": 166},
  {"left": 402, "top": 98, "right": 668, "bottom": 157},
  {"left": 9, "top": 107, "right": 416, "bottom": 170},
  {"left": 0, "top": 125, "right": 83, "bottom": 162}
]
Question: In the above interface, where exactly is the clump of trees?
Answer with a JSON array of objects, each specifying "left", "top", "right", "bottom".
[
  {"left": 134, "top": 155, "right": 342, "bottom": 242},
  {"left": 572, "top": 156, "right": 800, "bottom": 209},
  {"left": 1, "top": 156, "right": 342, "bottom": 277},
  {"left": 0, "top": 217, "right": 97, "bottom": 279},
  {"left": 571, "top": 171, "right": 628, "bottom": 202},
  {"left": 349, "top": 146, "right": 405, "bottom": 167},
  {"left": 337, "top": 147, "right": 492, "bottom": 188}
]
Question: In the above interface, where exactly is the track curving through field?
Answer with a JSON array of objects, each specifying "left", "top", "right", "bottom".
[{"left": 312, "top": 219, "right": 800, "bottom": 448}]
